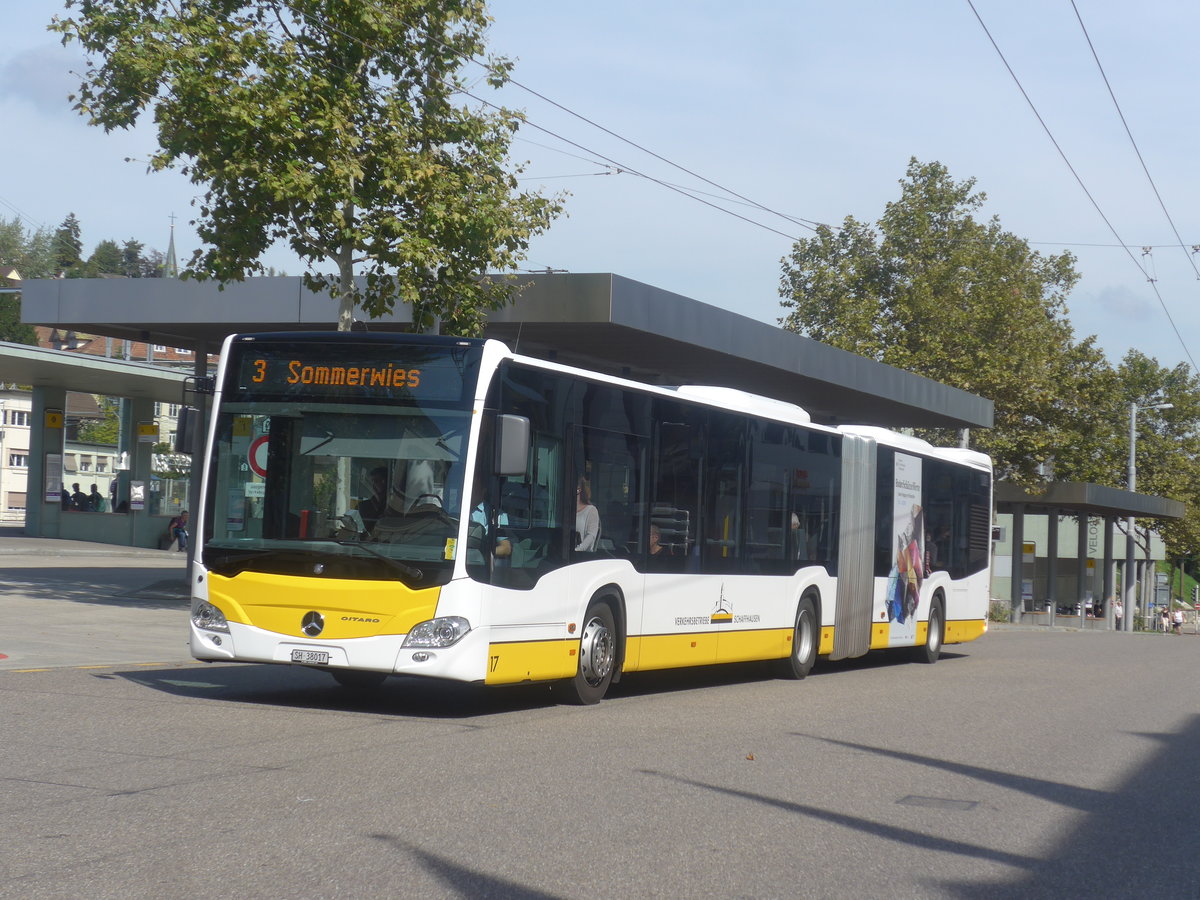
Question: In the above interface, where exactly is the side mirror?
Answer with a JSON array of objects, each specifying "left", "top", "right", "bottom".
[{"left": 495, "top": 414, "right": 530, "bottom": 477}]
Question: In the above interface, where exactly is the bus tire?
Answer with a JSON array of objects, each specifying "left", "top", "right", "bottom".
[
  {"left": 773, "top": 595, "right": 818, "bottom": 680},
  {"left": 916, "top": 597, "right": 944, "bottom": 664},
  {"left": 555, "top": 600, "right": 617, "bottom": 705},
  {"left": 330, "top": 669, "right": 388, "bottom": 690}
]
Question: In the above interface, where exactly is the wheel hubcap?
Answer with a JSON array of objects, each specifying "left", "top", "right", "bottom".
[
  {"left": 795, "top": 608, "right": 814, "bottom": 663},
  {"left": 580, "top": 615, "right": 614, "bottom": 686}
]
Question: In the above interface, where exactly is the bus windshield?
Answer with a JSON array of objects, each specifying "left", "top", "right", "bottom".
[{"left": 203, "top": 336, "right": 482, "bottom": 586}]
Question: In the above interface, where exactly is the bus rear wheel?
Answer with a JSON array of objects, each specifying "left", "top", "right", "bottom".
[
  {"left": 555, "top": 601, "right": 616, "bottom": 705},
  {"left": 915, "top": 599, "right": 944, "bottom": 664},
  {"left": 773, "top": 595, "right": 818, "bottom": 680}
]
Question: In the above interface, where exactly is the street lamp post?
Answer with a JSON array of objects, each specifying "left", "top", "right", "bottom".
[{"left": 1124, "top": 399, "right": 1172, "bottom": 632}]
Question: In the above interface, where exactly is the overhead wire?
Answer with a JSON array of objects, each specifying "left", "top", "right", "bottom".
[
  {"left": 1069, "top": 0, "right": 1200, "bottom": 283},
  {"left": 965, "top": 0, "right": 1197, "bottom": 372},
  {"left": 0, "top": 195, "right": 48, "bottom": 234},
  {"left": 355, "top": 0, "right": 823, "bottom": 233},
  {"left": 307, "top": 9, "right": 809, "bottom": 242}
]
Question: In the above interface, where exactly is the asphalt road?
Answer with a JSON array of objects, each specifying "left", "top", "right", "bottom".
[{"left": 2, "top": 543, "right": 1199, "bottom": 898}]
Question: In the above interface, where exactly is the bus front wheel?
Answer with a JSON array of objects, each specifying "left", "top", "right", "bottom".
[
  {"left": 555, "top": 601, "right": 617, "bottom": 705},
  {"left": 773, "top": 595, "right": 818, "bottom": 680}
]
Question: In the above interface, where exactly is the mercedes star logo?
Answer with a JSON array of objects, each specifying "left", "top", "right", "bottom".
[{"left": 301, "top": 611, "right": 325, "bottom": 637}]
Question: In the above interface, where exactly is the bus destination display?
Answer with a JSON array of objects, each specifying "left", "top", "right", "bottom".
[{"left": 230, "top": 344, "right": 473, "bottom": 403}]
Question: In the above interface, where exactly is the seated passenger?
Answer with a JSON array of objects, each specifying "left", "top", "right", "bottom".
[
  {"left": 356, "top": 467, "right": 390, "bottom": 531},
  {"left": 648, "top": 524, "right": 673, "bottom": 557},
  {"left": 575, "top": 477, "right": 600, "bottom": 552},
  {"left": 468, "top": 474, "right": 511, "bottom": 565}
]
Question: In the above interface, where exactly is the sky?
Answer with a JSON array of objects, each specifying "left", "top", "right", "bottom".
[{"left": 3, "top": 0, "right": 1199, "bottom": 375}]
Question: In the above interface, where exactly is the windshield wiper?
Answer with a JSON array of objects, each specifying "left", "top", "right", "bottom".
[
  {"left": 302, "top": 429, "right": 335, "bottom": 455},
  {"left": 322, "top": 539, "right": 424, "bottom": 581}
]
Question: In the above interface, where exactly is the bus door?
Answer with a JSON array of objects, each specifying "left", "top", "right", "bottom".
[
  {"left": 710, "top": 415, "right": 793, "bottom": 665},
  {"left": 637, "top": 411, "right": 711, "bottom": 670},
  {"left": 567, "top": 424, "right": 647, "bottom": 647}
]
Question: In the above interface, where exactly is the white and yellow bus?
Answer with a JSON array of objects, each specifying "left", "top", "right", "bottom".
[{"left": 189, "top": 332, "right": 992, "bottom": 703}]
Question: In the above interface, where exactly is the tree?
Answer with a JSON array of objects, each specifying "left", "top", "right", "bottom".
[
  {"left": 1111, "top": 350, "right": 1200, "bottom": 565},
  {"left": 121, "top": 239, "right": 145, "bottom": 278},
  {"left": 780, "top": 159, "right": 1103, "bottom": 484},
  {"left": 0, "top": 296, "right": 36, "bottom": 345},
  {"left": 76, "top": 396, "right": 121, "bottom": 444},
  {"left": 53, "top": 213, "right": 83, "bottom": 276},
  {"left": 0, "top": 216, "right": 53, "bottom": 344},
  {"left": 86, "top": 239, "right": 123, "bottom": 277},
  {"left": 144, "top": 249, "right": 167, "bottom": 278},
  {"left": 53, "top": 0, "right": 563, "bottom": 336}
]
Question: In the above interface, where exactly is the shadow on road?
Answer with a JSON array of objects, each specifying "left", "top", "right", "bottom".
[
  {"left": 110, "top": 644, "right": 972, "bottom": 719},
  {"left": 642, "top": 716, "right": 1200, "bottom": 897},
  {"left": 0, "top": 566, "right": 188, "bottom": 610},
  {"left": 114, "top": 662, "right": 559, "bottom": 718},
  {"left": 369, "top": 835, "right": 566, "bottom": 899}
]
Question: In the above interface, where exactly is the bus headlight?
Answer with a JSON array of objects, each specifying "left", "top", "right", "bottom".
[
  {"left": 404, "top": 616, "right": 470, "bottom": 648},
  {"left": 192, "top": 600, "right": 230, "bottom": 633}
]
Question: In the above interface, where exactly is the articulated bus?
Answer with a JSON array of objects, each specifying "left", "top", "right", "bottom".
[{"left": 189, "top": 332, "right": 992, "bottom": 703}]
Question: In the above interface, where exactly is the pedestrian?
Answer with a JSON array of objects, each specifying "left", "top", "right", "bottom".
[
  {"left": 1173, "top": 608, "right": 1184, "bottom": 635},
  {"left": 165, "top": 510, "right": 189, "bottom": 552},
  {"left": 1114, "top": 598, "right": 1124, "bottom": 631},
  {"left": 88, "top": 484, "right": 105, "bottom": 512},
  {"left": 70, "top": 482, "right": 88, "bottom": 511},
  {"left": 1160, "top": 607, "right": 1170, "bottom": 633}
]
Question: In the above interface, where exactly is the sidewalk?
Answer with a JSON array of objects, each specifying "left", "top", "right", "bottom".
[
  {"left": 0, "top": 525, "right": 193, "bottom": 670},
  {"left": 0, "top": 524, "right": 182, "bottom": 560}
]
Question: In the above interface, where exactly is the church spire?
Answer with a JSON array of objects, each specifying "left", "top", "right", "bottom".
[{"left": 164, "top": 213, "right": 179, "bottom": 278}]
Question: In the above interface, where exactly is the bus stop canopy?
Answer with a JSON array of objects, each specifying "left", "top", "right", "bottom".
[
  {"left": 996, "top": 481, "right": 1185, "bottom": 521},
  {"left": 0, "top": 340, "right": 188, "bottom": 404},
  {"left": 19, "top": 272, "right": 993, "bottom": 430}
]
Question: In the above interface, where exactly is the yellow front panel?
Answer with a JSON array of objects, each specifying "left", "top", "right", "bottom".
[
  {"left": 485, "top": 639, "right": 578, "bottom": 684},
  {"left": 207, "top": 571, "right": 441, "bottom": 639},
  {"left": 717, "top": 628, "right": 791, "bottom": 663},
  {"left": 946, "top": 619, "right": 987, "bottom": 644},
  {"left": 625, "top": 633, "right": 719, "bottom": 672}
]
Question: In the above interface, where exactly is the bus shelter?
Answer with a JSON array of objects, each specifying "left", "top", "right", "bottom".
[
  {"left": 0, "top": 341, "right": 196, "bottom": 548},
  {"left": 995, "top": 482, "right": 1184, "bottom": 628}
]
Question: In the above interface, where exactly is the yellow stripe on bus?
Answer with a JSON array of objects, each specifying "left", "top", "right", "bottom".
[
  {"left": 717, "top": 628, "right": 792, "bottom": 663},
  {"left": 945, "top": 619, "right": 986, "bottom": 644},
  {"left": 625, "top": 632, "right": 719, "bottom": 671},
  {"left": 485, "top": 639, "right": 578, "bottom": 684},
  {"left": 482, "top": 618, "right": 989, "bottom": 687},
  {"left": 819, "top": 625, "right": 834, "bottom": 656}
]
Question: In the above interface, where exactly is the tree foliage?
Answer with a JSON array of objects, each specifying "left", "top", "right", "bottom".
[
  {"left": 54, "top": 213, "right": 83, "bottom": 275},
  {"left": 52, "top": 0, "right": 564, "bottom": 336},
  {"left": 76, "top": 396, "right": 121, "bottom": 445},
  {"left": 86, "top": 239, "right": 124, "bottom": 277},
  {"left": 0, "top": 217, "right": 56, "bottom": 280},
  {"left": 779, "top": 158, "right": 1200, "bottom": 559},
  {"left": 1112, "top": 351, "right": 1200, "bottom": 561},
  {"left": 0, "top": 217, "right": 51, "bottom": 344},
  {"left": 780, "top": 159, "right": 1095, "bottom": 485}
]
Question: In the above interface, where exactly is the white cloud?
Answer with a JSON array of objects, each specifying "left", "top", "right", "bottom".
[{"left": 0, "top": 43, "right": 84, "bottom": 115}]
